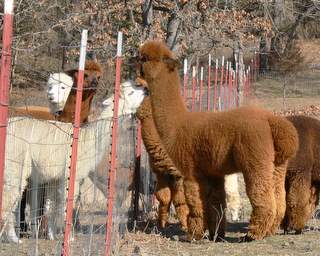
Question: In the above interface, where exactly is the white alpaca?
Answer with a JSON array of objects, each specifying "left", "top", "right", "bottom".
[{"left": 1, "top": 81, "right": 146, "bottom": 243}]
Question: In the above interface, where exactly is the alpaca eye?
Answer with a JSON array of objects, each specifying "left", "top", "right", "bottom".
[
  {"left": 61, "top": 86, "right": 66, "bottom": 89},
  {"left": 128, "top": 91, "right": 134, "bottom": 96}
]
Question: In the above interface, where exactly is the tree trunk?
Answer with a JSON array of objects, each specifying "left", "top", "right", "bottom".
[
  {"left": 259, "top": 35, "right": 271, "bottom": 72},
  {"left": 235, "top": 40, "right": 244, "bottom": 106},
  {"left": 141, "top": 0, "right": 153, "bottom": 41},
  {"left": 166, "top": 10, "right": 181, "bottom": 52}
]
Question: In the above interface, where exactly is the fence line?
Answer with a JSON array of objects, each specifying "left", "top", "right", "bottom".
[{"left": 0, "top": 25, "right": 261, "bottom": 254}]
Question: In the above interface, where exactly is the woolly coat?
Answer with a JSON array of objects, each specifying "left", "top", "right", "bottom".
[
  {"left": 283, "top": 115, "right": 320, "bottom": 233},
  {"left": 135, "top": 40, "right": 298, "bottom": 241}
]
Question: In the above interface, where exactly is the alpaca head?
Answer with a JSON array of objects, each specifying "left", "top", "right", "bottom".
[
  {"left": 135, "top": 40, "right": 180, "bottom": 85},
  {"left": 47, "top": 73, "right": 74, "bottom": 114},
  {"left": 66, "top": 60, "right": 103, "bottom": 96},
  {"left": 101, "top": 80, "right": 147, "bottom": 117}
]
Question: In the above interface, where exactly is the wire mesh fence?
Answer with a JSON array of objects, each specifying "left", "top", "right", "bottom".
[{"left": 1, "top": 3, "right": 320, "bottom": 254}]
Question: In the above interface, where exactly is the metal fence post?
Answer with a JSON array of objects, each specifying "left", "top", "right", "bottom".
[
  {"left": 62, "top": 29, "right": 87, "bottom": 256},
  {"left": 0, "top": 0, "right": 14, "bottom": 224},
  {"left": 105, "top": 31, "right": 123, "bottom": 256}
]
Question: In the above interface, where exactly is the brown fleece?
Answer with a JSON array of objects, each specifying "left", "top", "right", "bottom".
[
  {"left": 135, "top": 40, "right": 298, "bottom": 241},
  {"left": 11, "top": 60, "right": 102, "bottom": 123},
  {"left": 136, "top": 97, "right": 189, "bottom": 230},
  {"left": 282, "top": 115, "right": 320, "bottom": 234}
]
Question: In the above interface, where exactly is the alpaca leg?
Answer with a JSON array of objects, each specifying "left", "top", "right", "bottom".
[
  {"left": 268, "top": 162, "right": 287, "bottom": 236},
  {"left": 207, "top": 176, "right": 226, "bottom": 241},
  {"left": 309, "top": 185, "right": 319, "bottom": 217},
  {"left": 225, "top": 173, "right": 241, "bottom": 222},
  {"left": 242, "top": 163, "right": 276, "bottom": 240},
  {"left": 2, "top": 175, "right": 27, "bottom": 243},
  {"left": 4, "top": 199, "right": 22, "bottom": 243},
  {"left": 155, "top": 174, "right": 172, "bottom": 228},
  {"left": 44, "top": 186, "right": 56, "bottom": 240},
  {"left": 183, "top": 177, "right": 209, "bottom": 241},
  {"left": 283, "top": 169, "right": 312, "bottom": 233},
  {"left": 170, "top": 176, "right": 189, "bottom": 231}
]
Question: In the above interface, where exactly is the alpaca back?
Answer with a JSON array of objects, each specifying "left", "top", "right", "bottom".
[
  {"left": 267, "top": 115, "right": 299, "bottom": 166},
  {"left": 7, "top": 117, "right": 112, "bottom": 183},
  {"left": 287, "top": 115, "right": 320, "bottom": 181}
]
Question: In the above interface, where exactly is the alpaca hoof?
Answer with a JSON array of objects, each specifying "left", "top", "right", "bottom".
[
  {"left": 209, "top": 234, "right": 225, "bottom": 242},
  {"left": 178, "top": 234, "right": 191, "bottom": 242},
  {"left": 7, "top": 235, "right": 22, "bottom": 244},
  {"left": 48, "top": 232, "right": 55, "bottom": 240},
  {"left": 239, "top": 234, "right": 255, "bottom": 243},
  {"left": 295, "top": 230, "right": 302, "bottom": 235},
  {"left": 180, "top": 224, "right": 188, "bottom": 232}
]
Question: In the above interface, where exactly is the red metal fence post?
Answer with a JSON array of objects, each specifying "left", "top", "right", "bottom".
[
  {"left": 183, "top": 59, "right": 188, "bottom": 102},
  {"left": 228, "top": 64, "right": 233, "bottom": 110},
  {"left": 235, "top": 63, "right": 239, "bottom": 107},
  {"left": 199, "top": 67, "right": 204, "bottom": 111},
  {"left": 207, "top": 54, "right": 211, "bottom": 111},
  {"left": 0, "top": 0, "right": 14, "bottom": 224},
  {"left": 219, "top": 56, "right": 224, "bottom": 111},
  {"left": 224, "top": 61, "right": 229, "bottom": 110},
  {"left": 191, "top": 66, "right": 196, "bottom": 112},
  {"left": 247, "top": 68, "right": 251, "bottom": 97},
  {"left": 105, "top": 31, "right": 123, "bottom": 256},
  {"left": 62, "top": 29, "right": 87, "bottom": 256},
  {"left": 213, "top": 59, "right": 218, "bottom": 111}
]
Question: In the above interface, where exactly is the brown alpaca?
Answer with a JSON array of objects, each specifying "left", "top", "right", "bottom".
[
  {"left": 136, "top": 97, "right": 189, "bottom": 230},
  {"left": 11, "top": 60, "right": 102, "bottom": 123},
  {"left": 282, "top": 115, "right": 320, "bottom": 234},
  {"left": 135, "top": 40, "right": 298, "bottom": 241}
]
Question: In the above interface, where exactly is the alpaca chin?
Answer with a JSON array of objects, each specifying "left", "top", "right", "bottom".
[{"left": 48, "top": 101, "right": 64, "bottom": 115}]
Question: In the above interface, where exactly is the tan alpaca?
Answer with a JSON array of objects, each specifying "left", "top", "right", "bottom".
[
  {"left": 135, "top": 40, "right": 298, "bottom": 241},
  {"left": 136, "top": 97, "right": 189, "bottom": 230}
]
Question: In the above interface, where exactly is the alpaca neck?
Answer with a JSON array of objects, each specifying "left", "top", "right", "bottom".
[
  {"left": 59, "top": 92, "right": 94, "bottom": 123},
  {"left": 148, "top": 69, "right": 187, "bottom": 142}
]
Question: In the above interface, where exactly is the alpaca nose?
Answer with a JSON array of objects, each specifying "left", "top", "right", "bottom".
[
  {"left": 143, "top": 87, "right": 149, "bottom": 96},
  {"left": 91, "top": 78, "right": 98, "bottom": 88},
  {"left": 47, "top": 92, "right": 54, "bottom": 100}
]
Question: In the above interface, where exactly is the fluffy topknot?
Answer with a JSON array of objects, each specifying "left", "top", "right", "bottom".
[
  {"left": 85, "top": 60, "right": 103, "bottom": 74},
  {"left": 139, "top": 41, "right": 175, "bottom": 61}
]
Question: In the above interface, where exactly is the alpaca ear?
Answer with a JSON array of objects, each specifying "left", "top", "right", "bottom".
[
  {"left": 163, "top": 57, "right": 180, "bottom": 71},
  {"left": 65, "top": 69, "right": 78, "bottom": 79}
]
